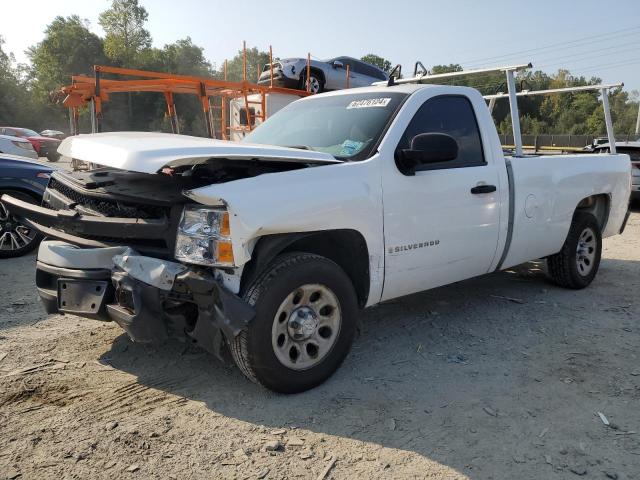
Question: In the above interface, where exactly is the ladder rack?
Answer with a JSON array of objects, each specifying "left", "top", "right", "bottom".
[{"left": 377, "top": 62, "right": 623, "bottom": 156}]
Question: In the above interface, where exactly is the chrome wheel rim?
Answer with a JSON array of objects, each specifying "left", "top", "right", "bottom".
[
  {"left": 308, "top": 76, "right": 320, "bottom": 93},
  {"left": 271, "top": 283, "right": 341, "bottom": 370},
  {"left": 0, "top": 201, "right": 38, "bottom": 252},
  {"left": 576, "top": 227, "right": 596, "bottom": 276}
]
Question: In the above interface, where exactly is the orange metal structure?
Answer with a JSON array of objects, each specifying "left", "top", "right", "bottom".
[{"left": 59, "top": 44, "right": 311, "bottom": 140}]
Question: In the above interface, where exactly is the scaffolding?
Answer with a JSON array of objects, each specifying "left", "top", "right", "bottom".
[{"left": 59, "top": 43, "right": 312, "bottom": 140}]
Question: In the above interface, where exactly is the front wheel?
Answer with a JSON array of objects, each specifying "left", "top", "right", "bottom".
[
  {"left": 547, "top": 211, "right": 602, "bottom": 289},
  {"left": 0, "top": 192, "right": 43, "bottom": 258},
  {"left": 47, "top": 152, "right": 60, "bottom": 162},
  {"left": 300, "top": 72, "right": 324, "bottom": 94},
  {"left": 230, "top": 252, "right": 358, "bottom": 393}
]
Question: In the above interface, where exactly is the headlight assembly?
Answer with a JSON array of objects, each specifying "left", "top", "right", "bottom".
[{"left": 174, "top": 205, "right": 234, "bottom": 267}]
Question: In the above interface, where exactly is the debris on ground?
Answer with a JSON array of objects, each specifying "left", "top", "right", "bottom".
[
  {"left": 569, "top": 465, "right": 587, "bottom": 476},
  {"left": 483, "top": 406, "right": 498, "bottom": 417},
  {"left": 105, "top": 421, "right": 118, "bottom": 431},
  {"left": 597, "top": 411, "right": 610, "bottom": 426},
  {"left": 264, "top": 440, "right": 283, "bottom": 452},
  {"left": 317, "top": 455, "right": 337, "bottom": 480},
  {"left": 386, "top": 418, "right": 396, "bottom": 431},
  {"left": 489, "top": 294, "right": 526, "bottom": 304}
]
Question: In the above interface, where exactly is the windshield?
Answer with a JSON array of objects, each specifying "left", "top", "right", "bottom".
[{"left": 243, "top": 92, "right": 407, "bottom": 160}]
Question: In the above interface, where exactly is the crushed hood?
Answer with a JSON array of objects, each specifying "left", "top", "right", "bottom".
[{"left": 58, "top": 132, "right": 341, "bottom": 174}]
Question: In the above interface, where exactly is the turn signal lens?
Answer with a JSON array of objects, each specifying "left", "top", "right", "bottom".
[
  {"left": 220, "top": 212, "right": 231, "bottom": 237},
  {"left": 216, "top": 240, "right": 234, "bottom": 264}
]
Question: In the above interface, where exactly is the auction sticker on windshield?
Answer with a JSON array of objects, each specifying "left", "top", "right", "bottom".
[{"left": 347, "top": 98, "right": 392, "bottom": 109}]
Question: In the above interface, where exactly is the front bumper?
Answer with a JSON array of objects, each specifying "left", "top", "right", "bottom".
[
  {"left": 36, "top": 241, "right": 254, "bottom": 356},
  {"left": 257, "top": 71, "right": 300, "bottom": 89},
  {"left": 1, "top": 193, "right": 173, "bottom": 257}
]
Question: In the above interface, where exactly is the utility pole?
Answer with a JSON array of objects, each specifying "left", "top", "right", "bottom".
[{"left": 635, "top": 101, "right": 640, "bottom": 135}]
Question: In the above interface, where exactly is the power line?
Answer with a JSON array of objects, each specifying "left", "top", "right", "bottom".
[
  {"left": 458, "top": 25, "right": 640, "bottom": 66},
  {"left": 531, "top": 40, "right": 639, "bottom": 66},
  {"left": 464, "top": 32, "right": 640, "bottom": 70},
  {"left": 536, "top": 45, "right": 640, "bottom": 69},
  {"left": 571, "top": 58, "right": 640, "bottom": 76}
]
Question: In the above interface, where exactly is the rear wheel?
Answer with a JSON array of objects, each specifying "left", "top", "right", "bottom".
[
  {"left": 230, "top": 252, "right": 358, "bottom": 393},
  {"left": 47, "top": 152, "right": 60, "bottom": 162},
  {"left": 0, "top": 191, "right": 43, "bottom": 258},
  {"left": 547, "top": 211, "right": 602, "bottom": 289}
]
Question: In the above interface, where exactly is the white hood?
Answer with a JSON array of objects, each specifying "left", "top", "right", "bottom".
[{"left": 58, "top": 132, "right": 341, "bottom": 174}]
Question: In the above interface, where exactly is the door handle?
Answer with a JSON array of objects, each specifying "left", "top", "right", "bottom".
[{"left": 470, "top": 184, "right": 497, "bottom": 194}]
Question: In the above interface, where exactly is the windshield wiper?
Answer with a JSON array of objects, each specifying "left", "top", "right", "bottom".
[{"left": 284, "top": 145, "right": 315, "bottom": 151}]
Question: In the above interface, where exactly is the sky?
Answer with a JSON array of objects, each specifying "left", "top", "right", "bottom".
[{"left": 1, "top": 0, "right": 639, "bottom": 92}]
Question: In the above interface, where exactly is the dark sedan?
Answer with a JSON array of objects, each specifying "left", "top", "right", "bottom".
[{"left": 0, "top": 154, "right": 53, "bottom": 257}]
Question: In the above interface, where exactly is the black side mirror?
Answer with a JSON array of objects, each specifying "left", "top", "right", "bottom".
[
  {"left": 396, "top": 133, "right": 458, "bottom": 175},
  {"left": 332, "top": 60, "right": 344, "bottom": 69}
]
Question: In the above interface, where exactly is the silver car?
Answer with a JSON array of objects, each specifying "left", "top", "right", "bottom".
[
  {"left": 0, "top": 134, "right": 38, "bottom": 159},
  {"left": 592, "top": 141, "right": 640, "bottom": 202},
  {"left": 258, "top": 56, "right": 388, "bottom": 94}
]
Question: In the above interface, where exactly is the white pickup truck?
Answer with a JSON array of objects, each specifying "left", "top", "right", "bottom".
[{"left": 2, "top": 83, "right": 631, "bottom": 393}]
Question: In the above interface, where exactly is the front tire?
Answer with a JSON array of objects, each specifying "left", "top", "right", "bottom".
[
  {"left": 300, "top": 72, "right": 324, "bottom": 94},
  {"left": 0, "top": 191, "right": 43, "bottom": 258},
  {"left": 230, "top": 252, "right": 358, "bottom": 393},
  {"left": 547, "top": 211, "right": 602, "bottom": 289},
  {"left": 47, "top": 152, "right": 60, "bottom": 162}
]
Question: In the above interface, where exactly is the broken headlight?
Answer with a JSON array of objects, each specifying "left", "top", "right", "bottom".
[{"left": 174, "top": 205, "right": 234, "bottom": 267}]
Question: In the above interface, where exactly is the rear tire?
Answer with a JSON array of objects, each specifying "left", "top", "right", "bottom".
[
  {"left": 230, "top": 252, "right": 358, "bottom": 393},
  {"left": 47, "top": 152, "right": 60, "bottom": 162},
  {"left": 547, "top": 211, "right": 602, "bottom": 289}
]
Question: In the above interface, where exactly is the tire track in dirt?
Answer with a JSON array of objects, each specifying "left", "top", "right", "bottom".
[{"left": 72, "top": 372, "right": 207, "bottom": 421}]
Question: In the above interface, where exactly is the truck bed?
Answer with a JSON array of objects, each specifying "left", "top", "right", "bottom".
[{"left": 501, "top": 152, "right": 630, "bottom": 269}]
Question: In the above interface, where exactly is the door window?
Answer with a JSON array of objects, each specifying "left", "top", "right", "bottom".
[
  {"left": 397, "top": 95, "right": 486, "bottom": 171},
  {"left": 350, "top": 60, "right": 368, "bottom": 75}
]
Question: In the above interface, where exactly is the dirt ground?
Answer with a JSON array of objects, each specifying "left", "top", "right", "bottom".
[{"left": 0, "top": 210, "right": 639, "bottom": 480}]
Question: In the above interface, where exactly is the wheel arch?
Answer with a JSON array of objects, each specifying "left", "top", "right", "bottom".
[
  {"left": 574, "top": 193, "right": 610, "bottom": 232},
  {"left": 0, "top": 186, "right": 42, "bottom": 203},
  {"left": 300, "top": 67, "right": 326, "bottom": 87},
  {"left": 241, "top": 229, "right": 370, "bottom": 308}
]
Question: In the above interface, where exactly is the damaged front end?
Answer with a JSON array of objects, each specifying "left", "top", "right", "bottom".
[
  {"left": 0, "top": 164, "right": 282, "bottom": 356},
  {"left": 0, "top": 149, "right": 333, "bottom": 356},
  {"left": 36, "top": 241, "right": 254, "bottom": 357}
]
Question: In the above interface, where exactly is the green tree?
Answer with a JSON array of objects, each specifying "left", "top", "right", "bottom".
[
  {"left": 220, "top": 46, "right": 269, "bottom": 82},
  {"left": 141, "top": 37, "right": 213, "bottom": 76},
  {"left": 133, "top": 38, "right": 215, "bottom": 135},
  {"left": 99, "top": 0, "right": 152, "bottom": 127},
  {"left": 360, "top": 54, "right": 393, "bottom": 73},
  {"left": 28, "top": 16, "right": 107, "bottom": 99},
  {"left": 430, "top": 64, "right": 463, "bottom": 74},
  {"left": 0, "top": 36, "right": 33, "bottom": 126},
  {"left": 99, "top": 0, "right": 151, "bottom": 66}
]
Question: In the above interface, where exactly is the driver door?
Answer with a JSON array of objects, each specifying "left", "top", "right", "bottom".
[
  {"left": 325, "top": 57, "right": 350, "bottom": 90},
  {"left": 381, "top": 95, "right": 501, "bottom": 301}
]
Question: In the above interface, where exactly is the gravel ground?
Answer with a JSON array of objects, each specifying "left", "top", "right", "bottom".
[{"left": 0, "top": 210, "right": 638, "bottom": 480}]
